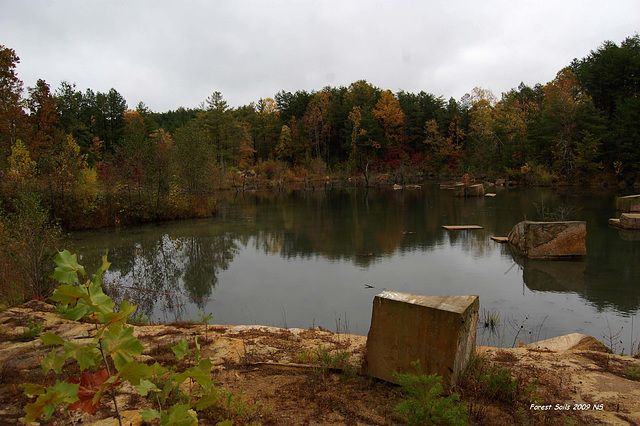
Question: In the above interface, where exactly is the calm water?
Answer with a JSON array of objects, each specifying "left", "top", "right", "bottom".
[{"left": 72, "top": 185, "right": 640, "bottom": 352}]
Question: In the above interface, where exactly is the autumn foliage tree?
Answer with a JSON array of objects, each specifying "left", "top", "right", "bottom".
[{"left": 0, "top": 45, "right": 28, "bottom": 166}]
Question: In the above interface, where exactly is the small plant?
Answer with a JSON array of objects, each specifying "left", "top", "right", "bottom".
[
  {"left": 21, "top": 319, "right": 44, "bottom": 341},
  {"left": 602, "top": 318, "right": 624, "bottom": 354},
  {"left": 533, "top": 197, "right": 582, "bottom": 222},
  {"left": 296, "top": 345, "right": 356, "bottom": 379},
  {"left": 627, "top": 366, "right": 640, "bottom": 379},
  {"left": 459, "top": 355, "right": 533, "bottom": 406},
  {"left": 482, "top": 309, "right": 500, "bottom": 332},
  {"left": 393, "top": 360, "right": 467, "bottom": 426},
  {"left": 296, "top": 347, "right": 319, "bottom": 364},
  {"left": 317, "top": 345, "right": 349, "bottom": 370},
  {"left": 22, "top": 250, "right": 229, "bottom": 425},
  {"left": 198, "top": 311, "right": 213, "bottom": 342}
]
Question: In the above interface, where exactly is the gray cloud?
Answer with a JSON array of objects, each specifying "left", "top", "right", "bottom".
[{"left": 1, "top": 0, "right": 638, "bottom": 112}]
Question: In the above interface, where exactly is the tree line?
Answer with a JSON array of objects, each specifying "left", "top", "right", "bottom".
[{"left": 2, "top": 35, "right": 640, "bottom": 218}]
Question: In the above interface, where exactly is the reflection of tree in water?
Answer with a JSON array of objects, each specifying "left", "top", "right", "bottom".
[
  {"left": 244, "top": 188, "right": 450, "bottom": 266},
  {"left": 182, "top": 233, "right": 239, "bottom": 305},
  {"left": 103, "top": 233, "right": 239, "bottom": 322},
  {"left": 75, "top": 185, "right": 640, "bottom": 323}
]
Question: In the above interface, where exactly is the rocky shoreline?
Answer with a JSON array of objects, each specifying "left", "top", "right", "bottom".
[{"left": 2, "top": 301, "right": 640, "bottom": 425}]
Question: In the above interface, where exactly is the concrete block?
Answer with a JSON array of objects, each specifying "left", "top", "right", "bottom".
[
  {"left": 466, "top": 183, "right": 485, "bottom": 197},
  {"left": 616, "top": 194, "right": 640, "bottom": 212},
  {"left": 365, "top": 291, "right": 479, "bottom": 390},
  {"left": 620, "top": 213, "right": 640, "bottom": 229},
  {"left": 507, "top": 220, "right": 586, "bottom": 259}
]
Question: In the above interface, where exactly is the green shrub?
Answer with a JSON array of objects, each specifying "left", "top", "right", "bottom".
[
  {"left": 394, "top": 361, "right": 467, "bottom": 425},
  {"left": 21, "top": 319, "right": 44, "bottom": 341},
  {"left": 0, "top": 192, "right": 62, "bottom": 302}
]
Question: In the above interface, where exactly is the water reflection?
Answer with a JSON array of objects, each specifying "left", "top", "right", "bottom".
[
  {"left": 71, "top": 185, "right": 640, "bottom": 350},
  {"left": 75, "top": 228, "right": 240, "bottom": 322},
  {"left": 512, "top": 253, "right": 586, "bottom": 293}
]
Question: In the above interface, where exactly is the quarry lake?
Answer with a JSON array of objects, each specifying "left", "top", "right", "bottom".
[{"left": 72, "top": 184, "right": 640, "bottom": 353}]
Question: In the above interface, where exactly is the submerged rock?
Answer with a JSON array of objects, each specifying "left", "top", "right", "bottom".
[{"left": 507, "top": 220, "right": 586, "bottom": 259}]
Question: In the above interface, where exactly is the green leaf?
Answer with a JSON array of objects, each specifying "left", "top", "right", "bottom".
[
  {"left": 102, "top": 325, "right": 143, "bottom": 370},
  {"left": 51, "top": 283, "right": 88, "bottom": 306},
  {"left": 194, "top": 387, "right": 219, "bottom": 410},
  {"left": 171, "top": 339, "right": 190, "bottom": 360},
  {"left": 98, "top": 300, "right": 136, "bottom": 330},
  {"left": 162, "top": 404, "right": 198, "bottom": 426},
  {"left": 173, "top": 359, "right": 213, "bottom": 389},
  {"left": 217, "top": 421, "right": 234, "bottom": 426},
  {"left": 86, "top": 280, "right": 114, "bottom": 315},
  {"left": 41, "top": 348, "right": 65, "bottom": 374},
  {"left": 194, "top": 336, "right": 201, "bottom": 363},
  {"left": 91, "top": 252, "right": 111, "bottom": 288},
  {"left": 40, "top": 333, "right": 65, "bottom": 345},
  {"left": 134, "top": 379, "right": 159, "bottom": 396},
  {"left": 24, "top": 380, "right": 79, "bottom": 422},
  {"left": 63, "top": 341, "right": 101, "bottom": 371},
  {"left": 117, "top": 360, "right": 163, "bottom": 386},
  {"left": 50, "top": 250, "right": 86, "bottom": 284},
  {"left": 140, "top": 408, "right": 161, "bottom": 421},
  {"left": 22, "top": 383, "right": 46, "bottom": 397},
  {"left": 64, "top": 301, "right": 92, "bottom": 321}
]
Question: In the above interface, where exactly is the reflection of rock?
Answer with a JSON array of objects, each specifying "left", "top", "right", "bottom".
[
  {"left": 618, "top": 228, "right": 640, "bottom": 241},
  {"left": 616, "top": 194, "right": 640, "bottom": 212},
  {"left": 454, "top": 183, "right": 465, "bottom": 196},
  {"left": 365, "top": 291, "right": 478, "bottom": 391},
  {"left": 512, "top": 252, "right": 585, "bottom": 292},
  {"left": 609, "top": 213, "right": 640, "bottom": 234},
  {"left": 507, "top": 221, "right": 586, "bottom": 259}
]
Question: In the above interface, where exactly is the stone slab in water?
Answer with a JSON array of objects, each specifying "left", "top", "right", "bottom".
[
  {"left": 507, "top": 220, "right": 586, "bottom": 259},
  {"left": 466, "top": 183, "right": 485, "bottom": 197},
  {"left": 616, "top": 194, "right": 640, "bottom": 212},
  {"left": 620, "top": 213, "right": 640, "bottom": 229},
  {"left": 443, "top": 225, "right": 484, "bottom": 230},
  {"left": 453, "top": 183, "right": 466, "bottom": 197},
  {"left": 365, "top": 291, "right": 479, "bottom": 390},
  {"left": 453, "top": 183, "right": 485, "bottom": 197}
]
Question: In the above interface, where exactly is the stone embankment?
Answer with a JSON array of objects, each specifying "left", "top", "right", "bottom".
[{"left": 1, "top": 301, "right": 640, "bottom": 425}]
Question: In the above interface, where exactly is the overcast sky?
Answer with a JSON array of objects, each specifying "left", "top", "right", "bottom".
[{"left": 1, "top": 1, "right": 638, "bottom": 112}]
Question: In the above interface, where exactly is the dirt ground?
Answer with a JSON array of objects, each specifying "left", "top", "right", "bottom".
[{"left": 1, "top": 301, "right": 640, "bottom": 425}]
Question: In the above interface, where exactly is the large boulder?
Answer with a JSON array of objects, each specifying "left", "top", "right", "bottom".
[
  {"left": 507, "top": 221, "right": 586, "bottom": 259},
  {"left": 365, "top": 291, "right": 479, "bottom": 391},
  {"left": 616, "top": 194, "right": 640, "bottom": 212},
  {"left": 526, "top": 333, "right": 611, "bottom": 353}
]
